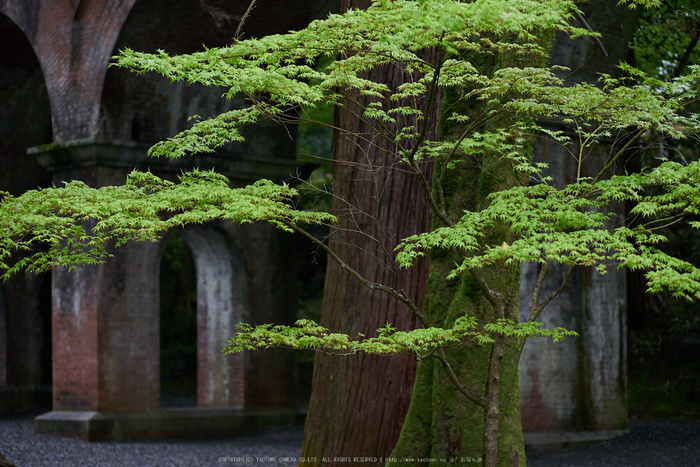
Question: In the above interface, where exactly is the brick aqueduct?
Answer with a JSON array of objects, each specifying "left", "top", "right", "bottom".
[
  {"left": 0, "top": 0, "right": 335, "bottom": 439},
  {"left": 0, "top": 0, "right": 627, "bottom": 442}
]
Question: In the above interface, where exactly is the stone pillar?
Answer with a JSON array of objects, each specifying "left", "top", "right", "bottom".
[
  {"left": 180, "top": 226, "right": 246, "bottom": 408},
  {"left": 519, "top": 135, "right": 627, "bottom": 433}
]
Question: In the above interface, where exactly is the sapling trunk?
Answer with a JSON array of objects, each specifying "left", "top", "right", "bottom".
[{"left": 483, "top": 334, "right": 505, "bottom": 467}]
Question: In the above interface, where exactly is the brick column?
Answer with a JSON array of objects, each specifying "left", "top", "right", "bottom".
[
  {"left": 51, "top": 241, "right": 160, "bottom": 411},
  {"left": 33, "top": 140, "right": 162, "bottom": 412}
]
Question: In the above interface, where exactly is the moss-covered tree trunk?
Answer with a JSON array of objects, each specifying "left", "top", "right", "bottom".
[
  {"left": 389, "top": 142, "right": 525, "bottom": 467},
  {"left": 390, "top": 34, "right": 555, "bottom": 467}
]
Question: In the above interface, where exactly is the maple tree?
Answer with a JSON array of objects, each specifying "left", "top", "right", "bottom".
[{"left": 2, "top": 0, "right": 699, "bottom": 465}]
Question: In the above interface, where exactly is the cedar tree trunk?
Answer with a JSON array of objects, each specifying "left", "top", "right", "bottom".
[{"left": 299, "top": 1, "right": 437, "bottom": 465}]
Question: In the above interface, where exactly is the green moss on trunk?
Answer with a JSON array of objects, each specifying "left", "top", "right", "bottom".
[
  {"left": 390, "top": 148, "right": 525, "bottom": 466},
  {"left": 391, "top": 29, "right": 555, "bottom": 466}
]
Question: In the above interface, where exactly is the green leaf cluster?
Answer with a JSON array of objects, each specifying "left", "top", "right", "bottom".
[
  {"left": 0, "top": 170, "right": 333, "bottom": 278},
  {"left": 224, "top": 317, "right": 577, "bottom": 357}
]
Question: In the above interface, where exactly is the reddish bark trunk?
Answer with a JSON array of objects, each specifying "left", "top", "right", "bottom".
[{"left": 299, "top": 1, "right": 436, "bottom": 463}]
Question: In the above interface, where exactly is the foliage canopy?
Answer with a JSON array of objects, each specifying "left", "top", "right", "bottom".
[{"left": 2, "top": 0, "right": 700, "bottom": 353}]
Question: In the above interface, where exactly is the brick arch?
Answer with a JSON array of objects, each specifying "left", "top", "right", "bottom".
[
  {"left": 99, "top": 0, "right": 261, "bottom": 146},
  {"left": 0, "top": 11, "right": 53, "bottom": 413},
  {"left": 98, "top": 0, "right": 322, "bottom": 154},
  {"left": 1, "top": 0, "right": 138, "bottom": 141},
  {"left": 0, "top": 11, "right": 52, "bottom": 194},
  {"left": 175, "top": 225, "right": 248, "bottom": 408}
]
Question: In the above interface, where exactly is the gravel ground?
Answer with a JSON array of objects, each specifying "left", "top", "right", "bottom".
[
  {"left": 527, "top": 419, "right": 700, "bottom": 467},
  {"left": 1, "top": 415, "right": 699, "bottom": 466},
  {"left": 0, "top": 414, "right": 303, "bottom": 467}
]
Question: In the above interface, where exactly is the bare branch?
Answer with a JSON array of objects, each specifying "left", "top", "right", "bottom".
[
  {"left": 590, "top": 128, "right": 645, "bottom": 186},
  {"left": 529, "top": 261, "right": 549, "bottom": 320},
  {"left": 500, "top": 263, "right": 573, "bottom": 426},
  {"left": 436, "top": 349, "right": 488, "bottom": 408},
  {"left": 533, "top": 265, "right": 574, "bottom": 319},
  {"left": 575, "top": 11, "right": 608, "bottom": 57},
  {"left": 234, "top": 0, "right": 257, "bottom": 41},
  {"left": 468, "top": 267, "right": 504, "bottom": 314},
  {"left": 285, "top": 220, "right": 431, "bottom": 328}
]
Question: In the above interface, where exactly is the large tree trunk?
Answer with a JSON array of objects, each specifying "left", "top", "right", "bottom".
[
  {"left": 390, "top": 34, "right": 557, "bottom": 467},
  {"left": 303, "top": 2, "right": 634, "bottom": 465},
  {"left": 299, "top": 1, "right": 436, "bottom": 464},
  {"left": 389, "top": 127, "right": 526, "bottom": 466},
  {"left": 392, "top": 4, "right": 641, "bottom": 463}
]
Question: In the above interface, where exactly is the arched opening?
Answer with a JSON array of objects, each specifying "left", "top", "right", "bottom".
[
  {"left": 159, "top": 232, "right": 198, "bottom": 408},
  {"left": 180, "top": 225, "right": 247, "bottom": 408},
  {"left": 99, "top": 0, "right": 310, "bottom": 164},
  {"left": 158, "top": 226, "right": 247, "bottom": 409},
  {"left": 0, "top": 13, "right": 53, "bottom": 412},
  {"left": 0, "top": 13, "right": 52, "bottom": 195},
  {"left": 100, "top": 0, "right": 252, "bottom": 146}
]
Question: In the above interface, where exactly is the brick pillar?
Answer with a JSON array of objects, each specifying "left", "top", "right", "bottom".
[
  {"left": 33, "top": 140, "right": 162, "bottom": 412},
  {"left": 51, "top": 241, "right": 160, "bottom": 411},
  {"left": 51, "top": 263, "right": 99, "bottom": 410},
  {"left": 228, "top": 222, "right": 299, "bottom": 409}
]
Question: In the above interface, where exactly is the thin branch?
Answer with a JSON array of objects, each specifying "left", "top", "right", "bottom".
[
  {"left": 404, "top": 48, "right": 444, "bottom": 163},
  {"left": 529, "top": 261, "right": 549, "bottom": 320},
  {"left": 401, "top": 52, "right": 462, "bottom": 228},
  {"left": 590, "top": 128, "right": 646, "bottom": 186},
  {"left": 468, "top": 267, "right": 504, "bottom": 312},
  {"left": 285, "top": 220, "right": 431, "bottom": 328},
  {"left": 438, "top": 106, "right": 508, "bottom": 186},
  {"left": 234, "top": 0, "right": 257, "bottom": 42},
  {"left": 533, "top": 265, "right": 574, "bottom": 319},
  {"left": 335, "top": 96, "right": 398, "bottom": 150},
  {"left": 408, "top": 159, "right": 454, "bottom": 227},
  {"left": 499, "top": 264, "right": 574, "bottom": 426},
  {"left": 436, "top": 349, "right": 488, "bottom": 408},
  {"left": 575, "top": 11, "right": 608, "bottom": 57},
  {"left": 644, "top": 213, "right": 687, "bottom": 231},
  {"left": 414, "top": 104, "right": 507, "bottom": 228},
  {"left": 673, "top": 22, "right": 700, "bottom": 78}
]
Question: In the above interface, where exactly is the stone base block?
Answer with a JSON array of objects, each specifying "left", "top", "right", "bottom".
[
  {"left": 524, "top": 429, "right": 629, "bottom": 453},
  {"left": 0, "top": 385, "right": 52, "bottom": 414},
  {"left": 34, "top": 407, "right": 306, "bottom": 441}
]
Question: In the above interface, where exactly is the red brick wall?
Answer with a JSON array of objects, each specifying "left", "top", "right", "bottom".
[
  {"left": 97, "top": 242, "right": 160, "bottom": 411},
  {"left": 1, "top": 0, "right": 136, "bottom": 140},
  {"left": 52, "top": 264, "right": 100, "bottom": 410}
]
